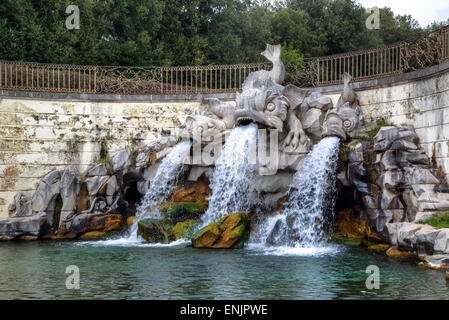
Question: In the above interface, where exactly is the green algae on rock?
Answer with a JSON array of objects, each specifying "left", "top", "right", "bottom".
[
  {"left": 173, "top": 219, "right": 199, "bottom": 240},
  {"left": 137, "top": 218, "right": 174, "bottom": 244},
  {"left": 191, "top": 212, "right": 250, "bottom": 249}
]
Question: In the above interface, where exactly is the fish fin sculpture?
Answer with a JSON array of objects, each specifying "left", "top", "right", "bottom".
[
  {"left": 242, "top": 44, "right": 286, "bottom": 92},
  {"left": 338, "top": 72, "right": 359, "bottom": 109},
  {"left": 201, "top": 98, "right": 236, "bottom": 129},
  {"left": 261, "top": 44, "right": 286, "bottom": 86}
]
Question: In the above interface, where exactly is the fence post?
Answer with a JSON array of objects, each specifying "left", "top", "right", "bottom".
[{"left": 93, "top": 66, "right": 97, "bottom": 93}]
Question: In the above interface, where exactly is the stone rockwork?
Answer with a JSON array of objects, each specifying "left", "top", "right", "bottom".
[
  {"left": 336, "top": 123, "right": 449, "bottom": 270},
  {"left": 2, "top": 135, "right": 178, "bottom": 240},
  {"left": 191, "top": 212, "right": 251, "bottom": 249}
]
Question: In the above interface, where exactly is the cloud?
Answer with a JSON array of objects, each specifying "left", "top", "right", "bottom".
[{"left": 357, "top": 0, "right": 449, "bottom": 27}]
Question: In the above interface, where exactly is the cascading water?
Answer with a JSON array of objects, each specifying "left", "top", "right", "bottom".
[
  {"left": 128, "top": 141, "right": 192, "bottom": 239},
  {"left": 256, "top": 136, "right": 340, "bottom": 249},
  {"left": 201, "top": 124, "right": 258, "bottom": 225}
]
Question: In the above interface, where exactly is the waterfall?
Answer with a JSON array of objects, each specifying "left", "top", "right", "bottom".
[
  {"left": 257, "top": 137, "right": 340, "bottom": 248},
  {"left": 128, "top": 141, "right": 192, "bottom": 238},
  {"left": 201, "top": 124, "right": 258, "bottom": 225}
]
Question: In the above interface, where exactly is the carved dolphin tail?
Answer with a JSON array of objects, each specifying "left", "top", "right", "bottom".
[
  {"left": 261, "top": 44, "right": 282, "bottom": 63},
  {"left": 343, "top": 72, "right": 352, "bottom": 85},
  {"left": 261, "top": 44, "right": 285, "bottom": 85}
]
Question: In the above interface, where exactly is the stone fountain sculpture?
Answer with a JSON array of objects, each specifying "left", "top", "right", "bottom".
[
  {"left": 184, "top": 44, "right": 315, "bottom": 174},
  {"left": 322, "top": 73, "right": 363, "bottom": 141},
  {"left": 0, "top": 44, "right": 370, "bottom": 242}
]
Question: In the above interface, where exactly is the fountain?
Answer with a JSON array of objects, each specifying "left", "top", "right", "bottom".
[
  {"left": 200, "top": 124, "right": 258, "bottom": 225},
  {"left": 128, "top": 141, "right": 192, "bottom": 239},
  {"left": 260, "top": 136, "right": 340, "bottom": 248}
]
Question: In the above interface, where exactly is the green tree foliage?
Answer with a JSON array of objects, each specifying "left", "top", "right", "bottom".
[{"left": 0, "top": 0, "right": 443, "bottom": 66}]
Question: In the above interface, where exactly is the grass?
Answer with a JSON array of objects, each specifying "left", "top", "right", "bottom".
[
  {"left": 364, "top": 118, "right": 396, "bottom": 143},
  {"left": 418, "top": 212, "right": 449, "bottom": 229},
  {"left": 97, "top": 156, "right": 111, "bottom": 164}
]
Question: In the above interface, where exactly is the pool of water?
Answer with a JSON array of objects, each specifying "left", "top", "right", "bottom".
[{"left": 0, "top": 240, "right": 448, "bottom": 299}]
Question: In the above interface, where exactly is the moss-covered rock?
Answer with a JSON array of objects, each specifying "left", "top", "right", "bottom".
[
  {"left": 333, "top": 208, "right": 380, "bottom": 246},
  {"left": 367, "top": 244, "right": 391, "bottom": 251},
  {"left": 159, "top": 202, "right": 206, "bottom": 223},
  {"left": 80, "top": 231, "right": 107, "bottom": 239},
  {"left": 332, "top": 235, "right": 362, "bottom": 246},
  {"left": 173, "top": 219, "right": 199, "bottom": 239},
  {"left": 191, "top": 212, "right": 250, "bottom": 249},
  {"left": 127, "top": 216, "right": 137, "bottom": 226},
  {"left": 173, "top": 180, "right": 211, "bottom": 205},
  {"left": 137, "top": 218, "right": 175, "bottom": 244},
  {"left": 386, "top": 246, "right": 417, "bottom": 257}
]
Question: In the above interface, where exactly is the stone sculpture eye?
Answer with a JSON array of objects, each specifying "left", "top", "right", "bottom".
[
  {"left": 343, "top": 119, "right": 352, "bottom": 128},
  {"left": 266, "top": 102, "right": 275, "bottom": 111}
]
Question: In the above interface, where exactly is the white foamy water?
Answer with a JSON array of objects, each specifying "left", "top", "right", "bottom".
[
  {"left": 200, "top": 124, "right": 258, "bottom": 225},
  {"left": 246, "top": 243, "right": 342, "bottom": 256},
  {"left": 76, "top": 238, "right": 190, "bottom": 248},
  {"left": 256, "top": 136, "right": 340, "bottom": 249}
]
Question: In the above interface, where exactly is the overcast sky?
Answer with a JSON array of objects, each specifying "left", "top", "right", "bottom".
[{"left": 357, "top": 0, "right": 449, "bottom": 27}]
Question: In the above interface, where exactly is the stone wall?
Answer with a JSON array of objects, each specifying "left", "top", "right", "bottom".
[
  {"left": 0, "top": 95, "right": 232, "bottom": 218},
  {"left": 314, "top": 61, "right": 449, "bottom": 181},
  {"left": 1, "top": 61, "right": 449, "bottom": 218}
]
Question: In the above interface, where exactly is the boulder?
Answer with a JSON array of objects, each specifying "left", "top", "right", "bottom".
[
  {"left": 0, "top": 213, "right": 47, "bottom": 240},
  {"left": 110, "top": 149, "right": 131, "bottom": 172},
  {"left": 137, "top": 218, "right": 174, "bottom": 243},
  {"left": 423, "top": 255, "right": 449, "bottom": 270},
  {"left": 367, "top": 244, "right": 390, "bottom": 251},
  {"left": 374, "top": 127, "right": 399, "bottom": 152},
  {"left": 159, "top": 202, "right": 206, "bottom": 224},
  {"left": 80, "top": 231, "right": 108, "bottom": 239},
  {"left": 334, "top": 208, "right": 379, "bottom": 244},
  {"left": 173, "top": 220, "right": 199, "bottom": 239},
  {"left": 386, "top": 246, "right": 417, "bottom": 257},
  {"left": 374, "top": 126, "right": 418, "bottom": 152},
  {"left": 346, "top": 141, "right": 365, "bottom": 163},
  {"left": 173, "top": 181, "right": 211, "bottom": 205},
  {"left": 347, "top": 162, "right": 370, "bottom": 194},
  {"left": 390, "top": 140, "right": 418, "bottom": 151},
  {"left": 64, "top": 212, "right": 122, "bottom": 236},
  {"left": 386, "top": 222, "right": 449, "bottom": 254},
  {"left": 191, "top": 212, "right": 251, "bottom": 249},
  {"left": 127, "top": 216, "right": 137, "bottom": 226},
  {"left": 87, "top": 163, "right": 109, "bottom": 176},
  {"left": 434, "top": 229, "right": 449, "bottom": 254}
]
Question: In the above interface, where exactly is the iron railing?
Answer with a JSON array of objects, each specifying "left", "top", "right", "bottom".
[
  {"left": 0, "top": 26, "right": 448, "bottom": 94},
  {"left": 0, "top": 61, "right": 267, "bottom": 95}
]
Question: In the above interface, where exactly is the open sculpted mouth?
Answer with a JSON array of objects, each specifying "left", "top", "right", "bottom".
[
  {"left": 236, "top": 116, "right": 255, "bottom": 126},
  {"left": 234, "top": 109, "right": 277, "bottom": 129}
]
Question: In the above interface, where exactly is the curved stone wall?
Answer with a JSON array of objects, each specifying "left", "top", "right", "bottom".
[
  {"left": 0, "top": 95, "right": 234, "bottom": 217},
  {"left": 315, "top": 61, "right": 449, "bottom": 180},
  {"left": 1, "top": 62, "right": 448, "bottom": 218}
]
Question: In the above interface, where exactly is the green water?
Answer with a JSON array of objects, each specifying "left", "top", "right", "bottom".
[{"left": 0, "top": 240, "right": 448, "bottom": 300}]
